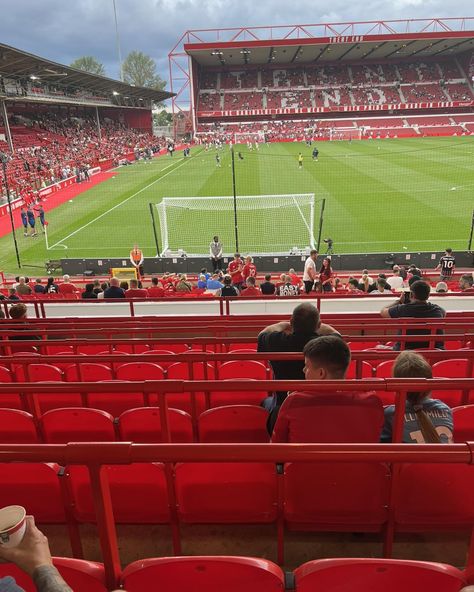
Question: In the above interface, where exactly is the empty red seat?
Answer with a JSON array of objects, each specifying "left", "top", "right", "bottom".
[
  {"left": 432, "top": 359, "right": 472, "bottom": 406},
  {"left": 166, "top": 362, "right": 215, "bottom": 414},
  {"left": 284, "top": 462, "right": 390, "bottom": 531},
  {"left": 346, "top": 360, "right": 374, "bottom": 379},
  {"left": 119, "top": 407, "right": 194, "bottom": 442},
  {"left": 121, "top": 556, "right": 285, "bottom": 592},
  {"left": 0, "top": 463, "right": 66, "bottom": 522},
  {"left": 394, "top": 463, "right": 474, "bottom": 531},
  {"left": 0, "top": 558, "right": 107, "bottom": 592},
  {"left": 175, "top": 463, "right": 277, "bottom": 523},
  {"left": 294, "top": 558, "right": 467, "bottom": 592},
  {"left": 86, "top": 381, "right": 142, "bottom": 417},
  {"left": 67, "top": 463, "right": 170, "bottom": 523},
  {"left": 218, "top": 360, "right": 269, "bottom": 380},
  {"left": 41, "top": 408, "right": 116, "bottom": 443},
  {"left": 27, "top": 363, "right": 81, "bottom": 412},
  {"left": 0, "top": 409, "right": 39, "bottom": 443},
  {"left": 199, "top": 406, "right": 269, "bottom": 442},
  {"left": 116, "top": 362, "right": 165, "bottom": 381},
  {"left": 210, "top": 379, "right": 269, "bottom": 407},
  {"left": 0, "top": 365, "right": 23, "bottom": 409},
  {"left": 65, "top": 363, "right": 113, "bottom": 382},
  {"left": 452, "top": 405, "right": 474, "bottom": 442}
]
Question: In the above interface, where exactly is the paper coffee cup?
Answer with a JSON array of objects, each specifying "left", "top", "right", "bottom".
[{"left": 0, "top": 506, "right": 26, "bottom": 548}]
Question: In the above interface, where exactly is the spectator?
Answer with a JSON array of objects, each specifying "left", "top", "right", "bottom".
[
  {"left": 459, "top": 273, "right": 474, "bottom": 292},
  {"left": 175, "top": 274, "right": 192, "bottom": 293},
  {"left": 288, "top": 268, "right": 300, "bottom": 286},
  {"left": 435, "top": 248, "right": 455, "bottom": 282},
  {"left": 277, "top": 275, "right": 300, "bottom": 296},
  {"left": 370, "top": 278, "right": 392, "bottom": 295},
  {"left": 318, "top": 257, "right": 333, "bottom": 293},
  {"left": 217, "top": 274, "right": 239, "bottom": 297},
  {"left": 257, "top": 302, "right": 340, "bottom": 432},
  {"left": 58, "top": 274, "right": 78, "bottom": 295},
  {"left": 380, "top": 280, "right": 446, "bottom": 349},
  {"left": 358, "top": 269, "right": 375, "bottom": 293},
  {"left": 92, "top": 280, "right": 102, "bottom": 295},
  {"left": 260, "top": 274, "right": 276, "bottom": 295},
  {"left": 271, "top": 336, "right": 383, "bottom": 442},
  {"left": 227, "top": 253, "right": 244, "bottom": 289},
  {"left": 8, "top": 303, "right": 40, "bottom": 342},
  {"left": 242, "top": 256, "right": 257, "bottom": 282},
  {"left": 103, "top": 277, "right": 125, "bottom": 299},
  {"left": 45, "top": 277, "right": 59, "bottom": 294},
  {"left": 97, "top": 282, "right": 109, "bottom": 299},
  {"left": 119, "top": 281, "right": 129, "bottom": 291},
  {"left": 125, "top": 278, "right": 148, "bottom": 298},
  {"left": 81, "top": 283, "right": 97, "bottom": 299},
  {"left": 435, "top": 281, "right": 448, "bottom": 293},
  {"left": 347, "top": 278, "right": 364, "bottom": 294},
  {"left": 8, "top": 288, "right": 20, "bottom": 301},
  {"left": 16, "top": 277, "right": 32, "bottom": 297},
  {"left": 205, "top": 273, "right": 224, "bottom": 293},
  {"left": 381, "top": 351, "right": 453, "bottom": 443},
  {"left": 240, "top": 276, "right": 261, "bottom": 297},
  {"left": 386, "top": 265, "right": 405, "bottom": 291},
  {"left": 197, "top": 274, "right": 208, "bottom": 289},
  {"left": 147, "top": 277, "right": 165, "bottom": 298},
  {"left": 33, "top": 278, "right": 45, "bottom": 294},
  {"left": 0, "top": 515, "right": 73, "bottom": 592},
  {"left": 303, "top": 249, "right": 318, "bottom": 294},
  {"left": 209, "top": 235, "right": 223, "bottom": 271}
]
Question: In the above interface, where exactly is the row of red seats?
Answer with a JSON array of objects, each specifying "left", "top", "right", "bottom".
[{"left": 1, "top": 555, "right": 468, "bottom": 592}]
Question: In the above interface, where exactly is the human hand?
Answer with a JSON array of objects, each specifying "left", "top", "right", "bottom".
[{"left": 0, "top": 516, "right": 52, "bottom": 577}]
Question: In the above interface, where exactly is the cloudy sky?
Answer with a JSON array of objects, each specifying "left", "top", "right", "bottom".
[{"left": 0, "top": 0, "right": 472, "bottom": 87}]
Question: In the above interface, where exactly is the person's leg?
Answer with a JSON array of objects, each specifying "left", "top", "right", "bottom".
[
  {"left": 211, "top": 258, "right": 217, "bottom": 272},
  {"left": 304, "top": 280, "right": 313, "bottom": 294}
]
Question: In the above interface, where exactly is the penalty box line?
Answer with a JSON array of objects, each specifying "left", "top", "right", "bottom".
[{"left": 47, "top": 155, "right": 197, "bottom": 251}]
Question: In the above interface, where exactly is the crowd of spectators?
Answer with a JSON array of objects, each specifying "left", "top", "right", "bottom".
[{"left": 0, "top": 114, "right": 164, "bottom": 204}]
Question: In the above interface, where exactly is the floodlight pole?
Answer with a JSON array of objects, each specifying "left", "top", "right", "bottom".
[
  {"left": 112, "top": 0, "right": 124, "bottom": 81},
  {"left": 231, "top": 147, "right": 239, "bottom": 252},
  {"left": 0, "top": 153, "right": 21, "bottom": 269}
]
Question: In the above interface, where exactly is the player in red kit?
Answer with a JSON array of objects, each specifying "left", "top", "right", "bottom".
[
  {"left": 228, "top": 253, "right": 244, "bottom": 289},
  {"left": 242, "top": 256, "right": 257, "bottom": 282}
]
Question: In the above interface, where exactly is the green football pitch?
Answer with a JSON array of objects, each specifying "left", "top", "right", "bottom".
[{"left": 1, "top": 136, "right": 473, "bottom": 274}]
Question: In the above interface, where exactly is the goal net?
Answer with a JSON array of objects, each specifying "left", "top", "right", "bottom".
[
  {"left": 156, "top": 194, "right": 316, "bottom": 256},
  {"left": 329, "top": 128, "right": 362, "bottom": 141}
]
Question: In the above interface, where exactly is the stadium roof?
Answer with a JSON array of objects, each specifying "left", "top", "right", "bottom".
[
  {"left": 180, "top": 19, "right": 474, "bottom": 67},
  {"left": 0, "top": 42, "right": 173, "bottom": 103}
]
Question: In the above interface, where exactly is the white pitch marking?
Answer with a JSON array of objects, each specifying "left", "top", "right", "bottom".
[{"left": 48, "top": 157, "right": 192, "bottom": 250}]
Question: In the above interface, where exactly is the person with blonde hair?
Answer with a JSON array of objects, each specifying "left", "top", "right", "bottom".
[{"left": 381, "top": 351, "right": 453, "bottom": 444}]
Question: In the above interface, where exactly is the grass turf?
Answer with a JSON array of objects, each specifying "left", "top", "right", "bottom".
[{"left": 0, "top": 136, "right": 473, "bottom": 274}]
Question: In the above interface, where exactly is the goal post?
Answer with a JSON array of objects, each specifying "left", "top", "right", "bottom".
[
  {"left": 233, "top": 131, "right": 266, "bottom": 145},
  {"left": 329, "top": 128, "right": 362, "bottom": 141},
  {"left": 155, "top": 194, "right": 317, "bottom": 257}
]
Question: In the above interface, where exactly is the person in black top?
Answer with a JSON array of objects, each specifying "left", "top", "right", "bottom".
[
  {"left": 81, "top": 283, "right": 98, "bottom": 299},
  {"left": 34, "top": 279, "right": 45, "bottom": 294},
  {"left": 45, "top": 277, "right": 59, "bottom": 294},
  {"left": 380, "top": 280, "right": 446, "bottom": 350},
  {"left": 257, "top": 302, "right": 341, "bottom": 432},
  {"left": 217, "top": 274, "right": 239, "bottom": 297},
  {"left": 435, "top": 248, "right": 455, "bottom": 282},
  {"left": 103, "top": 277, "right": 126, "bottom": 299},
  {"left": 260, "top": 274, "right": 276, "bottom": 295}
]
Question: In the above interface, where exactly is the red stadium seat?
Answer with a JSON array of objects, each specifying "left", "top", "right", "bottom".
[
  {"left": 294, "top": 558, "right": 467, "bottom": 592},
  {"left": 27, "top": 363, "right": 64, "bottom": 382},
  {"left": 452, "top": 405, "right": 474, "bottom": 442},
  {"left": 114, "top": 343, "right": 150, "bottom": 354},
  {"left": 0, "top": 463, "right": 66, "bottom": 522},
  {"left": 0, "top": 409, "right": 40, "bottom": 443},
  {"left": 210, "top": 379, "right": 269, "bottom": 407},
  {"left": 143, "top": 349, "right": 176, "bottom": 368},
  {"left": 432, "top": 359, "right": 472, "bottom": 406},
  {"left": 175, "top": 462, "right": 278, "bottom": 523},
  {"left": 284, "top": 462, "right": 390, "bottom": 532},
  {"left": 119, "top": 407, "right": 194, "bottom": 442},
  {"left": 65, "top": 363, "right": 113, "bottom": 382},
  {"left": 116, "top": 362, "right": 165, "bottom": 381},
  {"left": 394, "top": 463, "right": 474, "bottom": 531},
  {"left": 218, "top": 360, "right": 269, "bottom": 380},
  {"left": 346, "top": 360, "right": 374, "bottom": 379},
  {"left": 166, "top": 362, "right": 215, "bottom": 414},
  {"left": 41, "top": 408, "right": 116, "bottom": 443},
  {"left": 0, "top": 558, "right": 107, "bottom": 592},
  {"left": 121, "top": 556, "right": 285, "bottom": 592},
  {"left": 199, "top": 406, "right": 269, "bottom": 443},
  {"left": 27, "top": 363, "right": 81, "bottom": 412},
  {"left": 0, "top": 365, "right": 23, "bottom": 409},
  {"left": 86, "top": 381, "right": 143, "bottom": 417},
  {"left": 66, "top": 463, "right": 170, "bottom": 523}
]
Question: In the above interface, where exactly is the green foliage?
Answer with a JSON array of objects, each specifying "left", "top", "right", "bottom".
[
  {"left": 122, "top": 51, "right": 166, "bottom": 90},
  {"left": 70, "top": 56, "right": 106, "bottom": 76}
]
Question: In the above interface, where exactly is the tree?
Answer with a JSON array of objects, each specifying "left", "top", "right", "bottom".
[
  {"left": 154, "top": 110, "right": 172, "bottom": 126},
  {"left": 70, "top": 56, "right": 106, "bottom": 76},
  {"left": 122, "top": 51, "right": 166, "bottom": 90}
]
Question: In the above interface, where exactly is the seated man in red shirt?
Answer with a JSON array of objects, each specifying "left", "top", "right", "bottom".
[
  {"left": 58, "top": 274, "right": 79, "bottom": 295},
  {"left": 271, "top": 336, "right": 383, "bottom": 443},
  {"left": 125, "top": 278, "right": 148, "bottom": 298},
  {"left": 227, "top": 253, "right": 244, "bottom": 289},
  {"left": 147, "top": 276, "right": 165, "bottom": 298},
  {"left": 240, "top": 276, "right": 261, "bottom": 297}
]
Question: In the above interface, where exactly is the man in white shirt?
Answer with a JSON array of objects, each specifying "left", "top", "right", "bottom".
[
  {"left": 209, "top": 235, "right": 223, "bottom": 271},
  {"left": 386, "top": 265, "right": 405, "bottom": 292},
  {"left": 303, "top": 249, "right": 318, "bottom": 294}
]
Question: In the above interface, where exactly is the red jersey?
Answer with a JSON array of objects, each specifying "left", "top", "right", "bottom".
[
  {"left": 228, "top": 259, "right": 244, "bottom": 284},
  {"left": 242, "top": 263, "right": 257, "bottom": 280},
  {"left": 58, "top": 283, "right": 78, "bottom": 295},
  {"left": 125, "top": 288, "right": 148, "bottom": 299},
  {"left": 147, "top": 286, "right": 165, "bottom": 298},
  {"left": 240, "top": 286, "right": 261, "bottom": 297},
  {"left": 289, "top": 273, "right": 300, "bottom": 286}
]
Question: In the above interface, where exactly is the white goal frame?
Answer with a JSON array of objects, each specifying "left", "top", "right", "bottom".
[
  {"left": 233, "top": 131, "right": 265, "bottom": 145},
  {"left": 329, "top": 128, "right": 362, "bottom": 141},
  {"left": 156, "top": 193, "right": 316, "bottom": 257}
]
